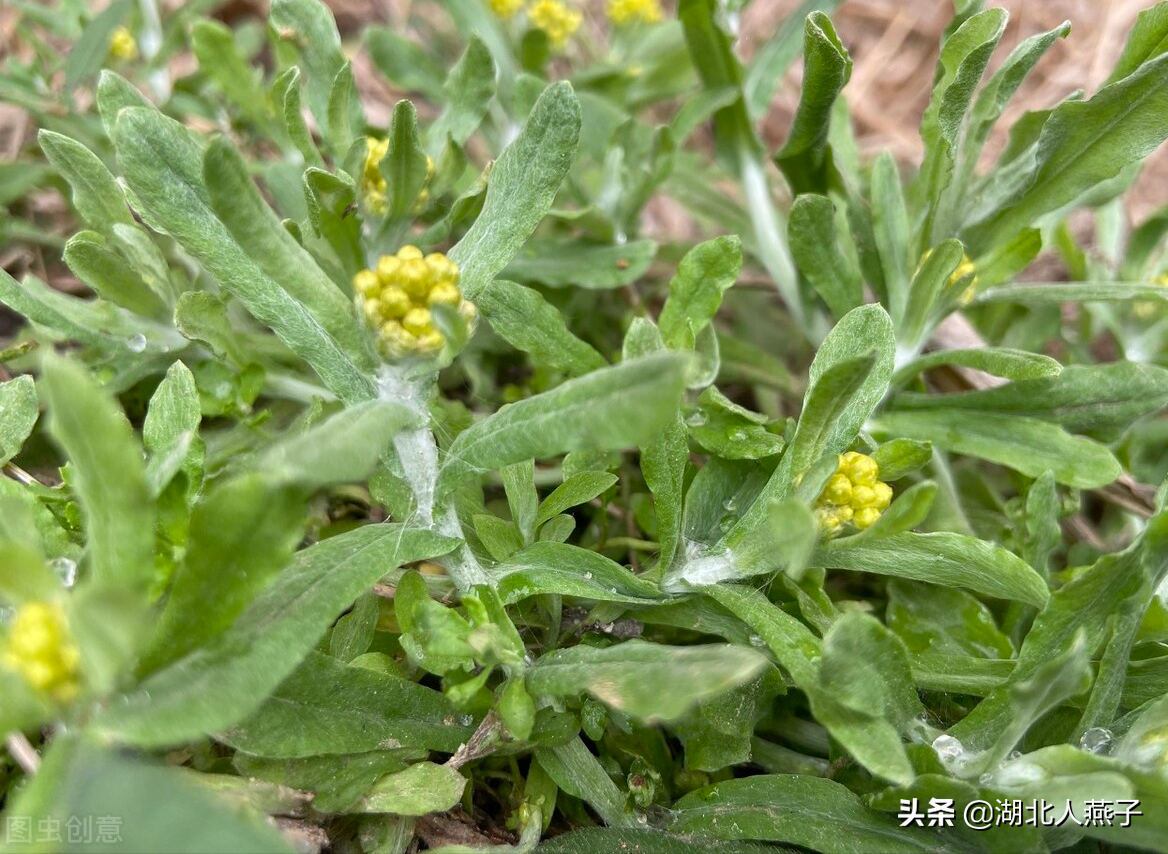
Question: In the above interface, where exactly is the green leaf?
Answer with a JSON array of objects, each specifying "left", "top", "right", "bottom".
[
  {"left": 191, "top": 19, "right": 274, "bottom": 132},
  {"left": 63, "top": 232, "right": 169, "bottom": 320},
  {"left": 253, "top": 401, "right": 417, "bottom": 489},
  {"left": 886, "top": 580, "right": 1014, "bottom": 658},
  {"left": 892, "top": 347, "right": 1062, "bottom": 385},
  {"left": 270, "top": 0, "right": 345, "bottom": 129},
  {"left": 274, "top": 67, "right": 324, "bottom": 168},
  {"left": 688, "top": 386, "right": 785, "bottom": 461},
  {"left": 358, "top": 761, "right": 467, "bottom": 816},
  {"left": 4, "top": 737, "right": 294, "bottom": 853},
  {"left": 0, "top": 375, "right": 38, "bottom": 467},
  {"left": 502, "top": 238, "right": 657, "bottom": 290},
  {"left": 450, "top": 81, "right": 581, "bottom": 299},
  {"left": 817, "top": 531, "right": 1049, "bottom": 607},
  {"left": 774, "top": 12, "right": 852, "bottom": 195},
  {"left": 807, "top": 612, "right": 923, "bottom": 785},
  {"left": 326, "top": 62, "right": 363, "bottom": 157},
  {"left": 658, "top": 235, "right": 742, "bottom": 350},
  {"left": 220, "top": 651, "right": 471, "bottom": 757},
  {"left": 142, "top": 360, "right": 202, "bottom": 494},
  {"left": 379, "top": 100, "right": 429, "bottom": 221},
  {"left": 870, "top": 438, "right": 933, "bottom": 481},
  {"left": 871, "top": 153, "right": 912, "bottom": 324},
  {"left": 439, "top": 353, "right": 688, "bottom": 487},
  {"left": 539, "top": 827, "right": 780, "bottom": 854},
  {"left": 900, "top": 238, "right": 963, "bottom": 348},
  {"left": 669, "top": 775, "right": 949, "bottom": 853},
  {"left": 430, "top": 36, "right": 496, "bottom": 148},
  {"left": 976, "top": 280, "right": 1168, "bottom": 304},
  {"left": 528, "top": 640, "right": 768, "bottom": 723},
  {"left": 915, "top": 8, "right": 1007, "bottom": 245},
  {"left": 534, "top": 737, "right": 629, "bottom": 828},
  {"left": 873, "top": 409, "right": 1123, "bottom": 488},
  {"left": 64, "top": 0, "right": 132, "bottom": 93},
  {"left": 40, "top": 354, "right": 154, "bottom": 593},
  {"left": 952, "top": 513, "right": 1168, "bottom": 752},
  {"left": 365, "top": 26, "right": 446, "bottom": 101},
  {"left": 234, "top": 750, "right": 420, "bottom": 814},
  {"left": 139, "top": 473, "right": 306, "bottom": 674},
  {"left": 788, "top": 194, "right": 862, "bottom": 318},
  {"left": 964, "top": 52, "right": 1168, "bottom": 253},
  {"left": 476, "top": 279, "right": 606, "bottom": 377},
  {"left": 38, "top": 130, "right": 134, "bottom": 238},
  {"left": 91, "top": 525, "right": 457, "bottom": 747},
  {"left": 895, "top": 362, "right": 1168, "bottom": 440},
  {"left": 672, "top": 669, "right": 785, "bottom": 772},
  {"left": 473, "top": 514, "right": 523, "bottom": 561},
  {"left": 535, "top": 472, "right": 618, "bottom": 527},
  {"left": 203, "top": 136, "right": 372, "bottom": 367},
  {"left": 702, "top": 584, "right": 821, "bottom": 688},
  {"left": 495, "top": 542, "right": 663, "bottom": 605},
  {"left": 113, "top": 108, "right": 374, "bottom": 403},
  {"left": 1106, "top": 1, "right": 1168, "bottom": 85}
]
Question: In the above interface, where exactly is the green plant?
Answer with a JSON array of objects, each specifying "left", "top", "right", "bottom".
[{"left": 2, "top": 0, "right": 1168, "bottom": 851}]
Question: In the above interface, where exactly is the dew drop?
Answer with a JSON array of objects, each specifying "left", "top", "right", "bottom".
[
  {"left": 729, "top": 429, "right": 747, "bottom": 442},
  {"left": 459, "top": 714, "right": 474, "bottom": 726},
  {"left": 49, "top": 557, "right": 77, "bottom": 588},
  {"left": 685, "top": 411, "right": 707, "bottom": 427},
  {"left": 1079, "top": 727, "right": 1114, "bottom": 755},
  {"left": 583, "top": 571, "right": 593, "bottom": 580},
  {"left": 126, "top": 333, "right": 147, "bottom": 353},
  {"left": 722, "top": 498, "right": 738, "bottom": 513}
]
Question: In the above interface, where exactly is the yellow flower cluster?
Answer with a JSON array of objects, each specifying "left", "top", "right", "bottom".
[
  {"left": 814, "top": 452, "right": 893, "bottom": 536},
  {"left": 607, "top": 0, "right": 664, "bottom": 25},
  {"left": 361, "top": 139, "right": 435, "bottom": 216},
  {"left": 108, "top": 26, "right": 138, "bottom": 62},
  {"left": 2, "top": 601, "right": 81, "bottom": 703},
  {"left": 488, "top": 0, "right": 527, "bottom": 17},
  {"left": 528, "top": 0, "right": 583, "bottom": 47},
  {"left": 354, "top": 246, "right": 476, "bottom": 357},
  {"left": 951, "top": 253, "right": 979, "bottom": 305}
]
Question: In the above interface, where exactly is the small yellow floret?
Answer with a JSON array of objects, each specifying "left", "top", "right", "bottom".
[
  {"left": 814, "top": 452, "right": 894, "bottom": 537},
  {"left": 489, "top": 0, "right": 526, "bottom": 18},
  {"left": 362, "top": 138, "right": 390, "bottom": 214},
  {"left": 356, "top": 247, "right": 475, "bottom": 358},
  {"left": 353, "top": 269, "right": 381, "bottom": 298},
  {"left": 529, "top": 0, "right": 582, "bottom": 48},
  {"left": 2, "top": 601, "right": 81, "bottom": 703},
  {"left": 607, "top": 0, "right": 664, "bottom": 25},
  {"left": 109, "top": 26, "right": 138, "bottom": 61}
]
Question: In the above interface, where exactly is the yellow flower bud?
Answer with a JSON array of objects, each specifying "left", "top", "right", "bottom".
[
  {"left": 872, "top": 482, "right": 893, "bottom": 511},
  {"left": 417, "top": 330, "right": 446, "bottom": 351},
  {"left": 376, "top": 255, "right": 401, "bottom": 283},
  {"left": 397, "top": 245, "right": 424, "bottom": 262},
  {"left": 851, "top": 485, "right": 877, "bottom": 509},
  {"left": 427, "top": 282, "right": 462, "bottom": 307},
  {"left": 529, "top": 0, "right": 582, "bottom": 48},
  {"left": 607, "top": 0, "right": 663, "bottom": 25},
  {"left": 2, "top": 601, "right": 81, "bottom": 703},
  {"left": 398, "top": 258, "right": 433, "bottom": 297},
  {"left": 841, "top": 451, "right": 879, "bottom": 486},
  {"left": 362, "top": 138, "right": 390, "bottom": 214},
  {"left": 402, "top": 307, "right": 433, "bottom": 336},
  {"left": 822, "top": 473, "right": 853, "bottom": 506},
  {"left": 488, "top": 0, "right": 526, "bottom": 18},
  {"left": 109, "top": 26, "right": 138, "bottom": 61},
  {"left": 380, "top": 286, "right": 412, "bottom": 319},
  {"left": 353, "top": 269, "right": 381, "bottom": 298},
  {"left": 854, "top": 507, "right": 881, "bottom": 530}
]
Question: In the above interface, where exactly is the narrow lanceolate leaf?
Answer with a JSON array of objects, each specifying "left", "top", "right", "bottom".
[
  {"left": 658, "top": 235, "right": 743, "bottom": 351},
  {"left": 476, "top": 279, "right": 606, "bottom": 377},
  {"left": 0, "top": 375, "right": 38, "bottom": 467},
  {"left": 817, "top": 531, "right": 1050, "bottom": 608},
  {"left": 430, "top": 36, "right": 495, "bottom": 148},
  {"left": 964, "top": 51, "right": 1168, "bottom": 253},
  {"left": 789, "top": 194, "right": 863, "bottom": 318},
  {"left": 219, "top": 651, "right": 471, "bottom": 756},
  {"left": 774, "top": 12, "right": 852, "bottom": 195},
  {"left": 40, "top": 354, "right": 154, "bottom": 593},
  {"left": 1106, "top": 1, "right": 1168, "bottom": 85},
  {"left": 438, "top": 353, "right": 688, "bottom": 487},
  {"left": 92, "top": 525, "right": 458, "bottom": 748},
  {"left": 38, "top": 130, "right": 134, "bottom": 238},
  {"left": 527, "top": 640, "right": 768, "bottom": 723},
  {"left": 4, "top": 738, "right": 294, "bottom": 854},
  {"left": 670, "top": 776, "right": 952, "bottom": 853},
  {"left": 873, "top": 410, "right": 1122, "bottom": 488},
  {"left": 495, "top": 542, "right": 663, "bottom": 605},
  {"left": 113, "top": 107, "right": 374, "bottom": 403},
  {"left": 450, "top": 82, "right": 581, "bottom": 299},
  {"left": 269, "top": 0, "right": 346, "bottom": 128},
  {"left": 203, "top": 137, "right": 373, "bottom": 367}
]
